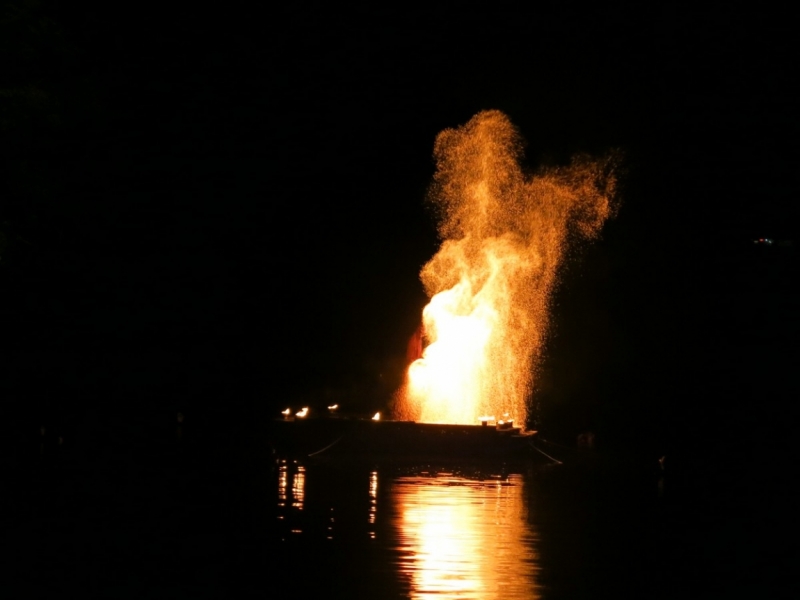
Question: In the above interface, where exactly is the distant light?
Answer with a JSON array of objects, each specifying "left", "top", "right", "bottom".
[
  {"left": 296, "top": 407, "right": 309, "bottom": 418},
  {"left": 372, "top": 412, "right": 381, "bottom": 421},
  {"left": 281, "top": 408, "right": 291, "bottom": 416},
  {"left": 328, "top": 404, "right": 339, "bottom": 411}
]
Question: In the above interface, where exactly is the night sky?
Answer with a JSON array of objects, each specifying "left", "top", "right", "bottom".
[{"left": 2, "top": 2, "right": 797, "bottom": 460}]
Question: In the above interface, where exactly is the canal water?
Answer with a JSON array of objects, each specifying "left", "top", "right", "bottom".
[{"left": 2, "top": 425, "right": 790, "bottom": 598}]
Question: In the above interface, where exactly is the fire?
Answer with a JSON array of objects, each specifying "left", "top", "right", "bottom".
[{"left": 396, "top": 110, "right": 618, "bottom": 426}]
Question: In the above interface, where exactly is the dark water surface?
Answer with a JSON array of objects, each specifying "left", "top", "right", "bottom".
[{"left": 2, "top": 426, "right": 791, "bottom": 598}]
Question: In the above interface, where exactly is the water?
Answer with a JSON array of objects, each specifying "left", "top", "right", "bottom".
[
  {"left": 275, "top": 462, "right": 540, "bottom": 599},
  {"left": 268, "top": 458, "right": 676, "bottom": 599},
  {"left": 3, "top": 429, "right": 787, "bottom": 598}
]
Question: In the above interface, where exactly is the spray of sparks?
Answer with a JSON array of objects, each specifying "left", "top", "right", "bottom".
[{"left": 395, "top": 110, "right": 619, "bottom": 426}]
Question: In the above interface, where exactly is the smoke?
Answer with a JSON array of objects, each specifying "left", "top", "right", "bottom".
[{"left": 396, "top": 110, "right": 619, "bottom": 426}]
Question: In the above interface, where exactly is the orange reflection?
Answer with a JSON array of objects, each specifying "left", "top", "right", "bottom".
[
  {"left": 292, "top": 465, "right": 306, "bottom": 510},
  {"left": 277, "top": 461, "right": 306, "bottom": 536},
  {"left": 277, "top": 460, "right": 288, "bottom": 508},
  {"left": 394, "top": 474, "right": 539, "bottom": 600},
  {"left": 369, "top": 470, "right": 379, "bottom": 537}
]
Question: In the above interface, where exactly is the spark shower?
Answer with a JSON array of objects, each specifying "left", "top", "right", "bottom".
[{"left": 395, "top": 110, "right": 619, "bottom": 426}]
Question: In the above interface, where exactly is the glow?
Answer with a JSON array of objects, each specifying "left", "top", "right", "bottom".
[
  {"left": 277, "top": 463, "right": 288, "bottom": 507},
  {"left": 296, "top": 407, "right": 309, "bottom": 418},
  {"left": 395, "top": 110, "right": 618, "bottom": 425},
  {"left": 292, "top": 466, "right": 306, "bottom": 509},
  {"left": 328, "top": 404, "right": 339, "bottom": 411},
  {"left": 281, "top": 408, "right": 291, "bottom": 416},
  {"left": 394, "top": 474, "right": 540, "bottom": 599},
  {"left": 369, "top": 471, "right": 378, "bottom": 527},
  {"left": 372, "top": 412, "right": 381, "bottom": 421}
]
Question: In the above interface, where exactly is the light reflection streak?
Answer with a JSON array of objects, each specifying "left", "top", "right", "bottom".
[
  {"left": 277, "top": 461, "right": 306, "bottom": 535},
  {"left": 393, "top": 474, "right": 539, "bottom": 600},
  {"left": 369, "top": 470, "right": 379, "bottom": 539},
  {"left": 272, "top": 465, "right": 539, "bottom": 599},
  {"left": 369, "top": 470, "right": 379, "bottom": 524},
  {"left": 277, "top": 461, "right": 288, "bottom": 508},
  {"left": 292, "top": 465, "right": 306, "bottom": 510}
]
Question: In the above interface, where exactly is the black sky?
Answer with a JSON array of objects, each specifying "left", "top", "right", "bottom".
[{"left": 2, "top": 2, "right": 797, "bottom": 453}]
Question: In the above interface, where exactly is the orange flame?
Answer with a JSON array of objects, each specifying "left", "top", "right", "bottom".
[{"left": 396, "top": 110, "right": 618, "bottom": 425}]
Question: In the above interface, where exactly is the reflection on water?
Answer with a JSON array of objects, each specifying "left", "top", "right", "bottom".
[
  {"left": 276, "top": 460, "right": 306, "bottom": 536},
  {"left": 274, "top": 463, "right": 540, "bottom": 599},
  {"left": 277, "top": 461, "right": 288, "bottom": 507},
  {"left": 369, "top": 470, "right": 378, "bottom": 538},
  {"left": 292, "top": 465, "right": 306, "bottom": 509},
  {"left": 276, "top": 460, "right": 306, "bottom": 511},
  {"left": 392, "top": 474, "right": 539, "bottom": 600}
]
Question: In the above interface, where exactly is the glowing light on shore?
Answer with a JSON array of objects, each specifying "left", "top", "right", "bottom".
[
  {"left": 396, "top": 110, "right": 619, "bottom": 425},
  {"left": 296, "top": 407, "right": 309, "bottom": 418},
  {"left": 372, "top": 412, "right": 381, "bottom": 421}
]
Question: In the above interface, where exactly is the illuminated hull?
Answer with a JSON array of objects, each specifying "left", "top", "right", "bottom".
[{"left": 268, "top": 418, "right": 538, "bottom": 461}]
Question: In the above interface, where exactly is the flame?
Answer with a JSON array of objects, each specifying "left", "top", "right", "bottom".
[
  {"left": 396, "top": 110, "right": 618, "bottom": 425},
  {"left": 372, "top": 412, "right": 381, "bottom": 421},
  {"left": 296, "top": 407, "right": 309, "bottom": 418}
]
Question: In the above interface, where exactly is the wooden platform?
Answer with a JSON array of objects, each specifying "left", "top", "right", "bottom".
[{"left": 267, "top": 418, "right": 538, "bottom": 461}]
